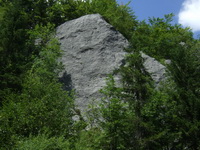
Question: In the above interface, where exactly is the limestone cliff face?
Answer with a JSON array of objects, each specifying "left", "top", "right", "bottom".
[{"left": 56, "top": 14, "right": 166, "bottom": 111}]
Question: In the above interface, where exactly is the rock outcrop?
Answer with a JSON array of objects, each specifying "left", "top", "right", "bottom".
[
  {"left": 56, "top": 14, "right": 166, "bottom": 111},
  {"left": 57, "top": 14, "right": 128, "bottom": 110},
  {"left": 142, "top": 52, "right": 166, "bottom": 85}
]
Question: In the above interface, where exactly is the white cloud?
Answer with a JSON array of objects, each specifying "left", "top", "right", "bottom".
[{"left": 178, "top": 0, "right": 200, "bottom": 32}]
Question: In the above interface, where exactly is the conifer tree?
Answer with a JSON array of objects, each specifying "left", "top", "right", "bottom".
[{"left": 95, "top": 48, "right": 154, "bottom": 149}]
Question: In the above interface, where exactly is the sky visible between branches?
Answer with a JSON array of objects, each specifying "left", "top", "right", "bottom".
[{"left": 117, "top": 0, "right": 200, "bottom": 38}]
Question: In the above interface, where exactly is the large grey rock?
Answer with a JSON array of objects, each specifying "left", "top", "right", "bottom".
[
  {"left": 56, "top": 14, "right": 167, "bottom": 111},
  {"left": 56, "top": 14, "right": 128, "bottom": 111}
]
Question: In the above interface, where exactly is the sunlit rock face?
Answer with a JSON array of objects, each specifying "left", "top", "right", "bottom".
[
  {"left": 57, "top": 14, "right": 128, "bottom": 111},
  {"left": 56, "top": 14, "right": 166, "bottom": 111},
  {"left": 141, "top": 52, "right": 166, "bottom": 85}
]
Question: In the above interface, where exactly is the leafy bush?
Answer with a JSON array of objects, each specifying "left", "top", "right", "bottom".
[
  {"left": 0, "top": 24, "right": 75, "bottom": 149},
  {"left": 15, "top": 134, "right": 70, "bottom": 150}
]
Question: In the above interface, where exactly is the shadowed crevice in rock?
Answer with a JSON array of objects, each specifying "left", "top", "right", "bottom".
[{"left": 59, "top": 71, "right": 73, "bottom": 91}]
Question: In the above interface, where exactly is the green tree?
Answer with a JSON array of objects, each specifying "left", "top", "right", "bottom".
[
  {"left": 166, "top": 40, "right": 200, "bottom": 149},
  {"left": 0, "top": 0, "right": 79, "bottom": 106},
  {"left": 0, "top": 5, "right": 5, "bottom": 21},
  {"left": 76, "top": 0, "right": 137, "bottom": 39},
  {"left": 0, "top": 0, "right": 199, "bottom": 149},
  {"left": 0, "top": 24, "right": 75, "bottom": 149},
  {"left": 0, "top": 0, "right": 35, "bottom": 106},
  {"left": 92, "top": 13, "right": 200, "bottom": 150},
  {"left": 93, "top": 49, "right": 154, "bottom": 150},
  {"left": 130, "top": 13, "right": 200, "bottom": 149},
  {"left": 142, "top": 82, "right": 182, "bottom": 149},
  {"left": 98, "top": 77, "right": 135, "bottom": 150},
  {"left": 131, "top": 14, "right": 194, "bottom": 60},
  {"left": 15, "top": 134, "right": 70, "bottom": 150}
]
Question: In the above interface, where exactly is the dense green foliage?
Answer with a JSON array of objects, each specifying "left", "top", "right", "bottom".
[
  {"left": 0, "top": 0, "right": 200, "bottom": 149},
  {"left": 0, "top": 22, "right": 75, "bottom": 149},
  {"left": 131, "top": 14, "right": 193, "bottom": 59},
  {"left": 15, "top": 134, "right": 70, "bottom": 150}
]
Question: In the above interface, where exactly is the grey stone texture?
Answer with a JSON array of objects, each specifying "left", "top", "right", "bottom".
[
  {"left": 141, "top": 52, "right": 166, "bottom": 85},
  {"left": 56, "top": 14, "right": 166, "bottom": 111},
  {"left": 57, "top": 14, "right": 128, "bottom": 110}
]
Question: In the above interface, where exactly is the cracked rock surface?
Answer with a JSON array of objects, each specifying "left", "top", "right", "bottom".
[
  {"left": 57, "top": 14, "right": 128, "bottom": 111},
  {"left": 56, "top": 14, "right": 167, "bottom": 111}
]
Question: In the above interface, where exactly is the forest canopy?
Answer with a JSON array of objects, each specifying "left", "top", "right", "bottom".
[{"left": 0, "top": 0, "right": 200, "bottom": 149}]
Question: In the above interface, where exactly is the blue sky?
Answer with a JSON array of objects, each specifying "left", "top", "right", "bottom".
[{"left": 117, "top": 0, "right": 200, "bottom": 38}]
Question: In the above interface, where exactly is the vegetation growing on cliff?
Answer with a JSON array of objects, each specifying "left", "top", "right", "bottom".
[{"left": 0, "top": 0, "right": 199, "bottom": 149}]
